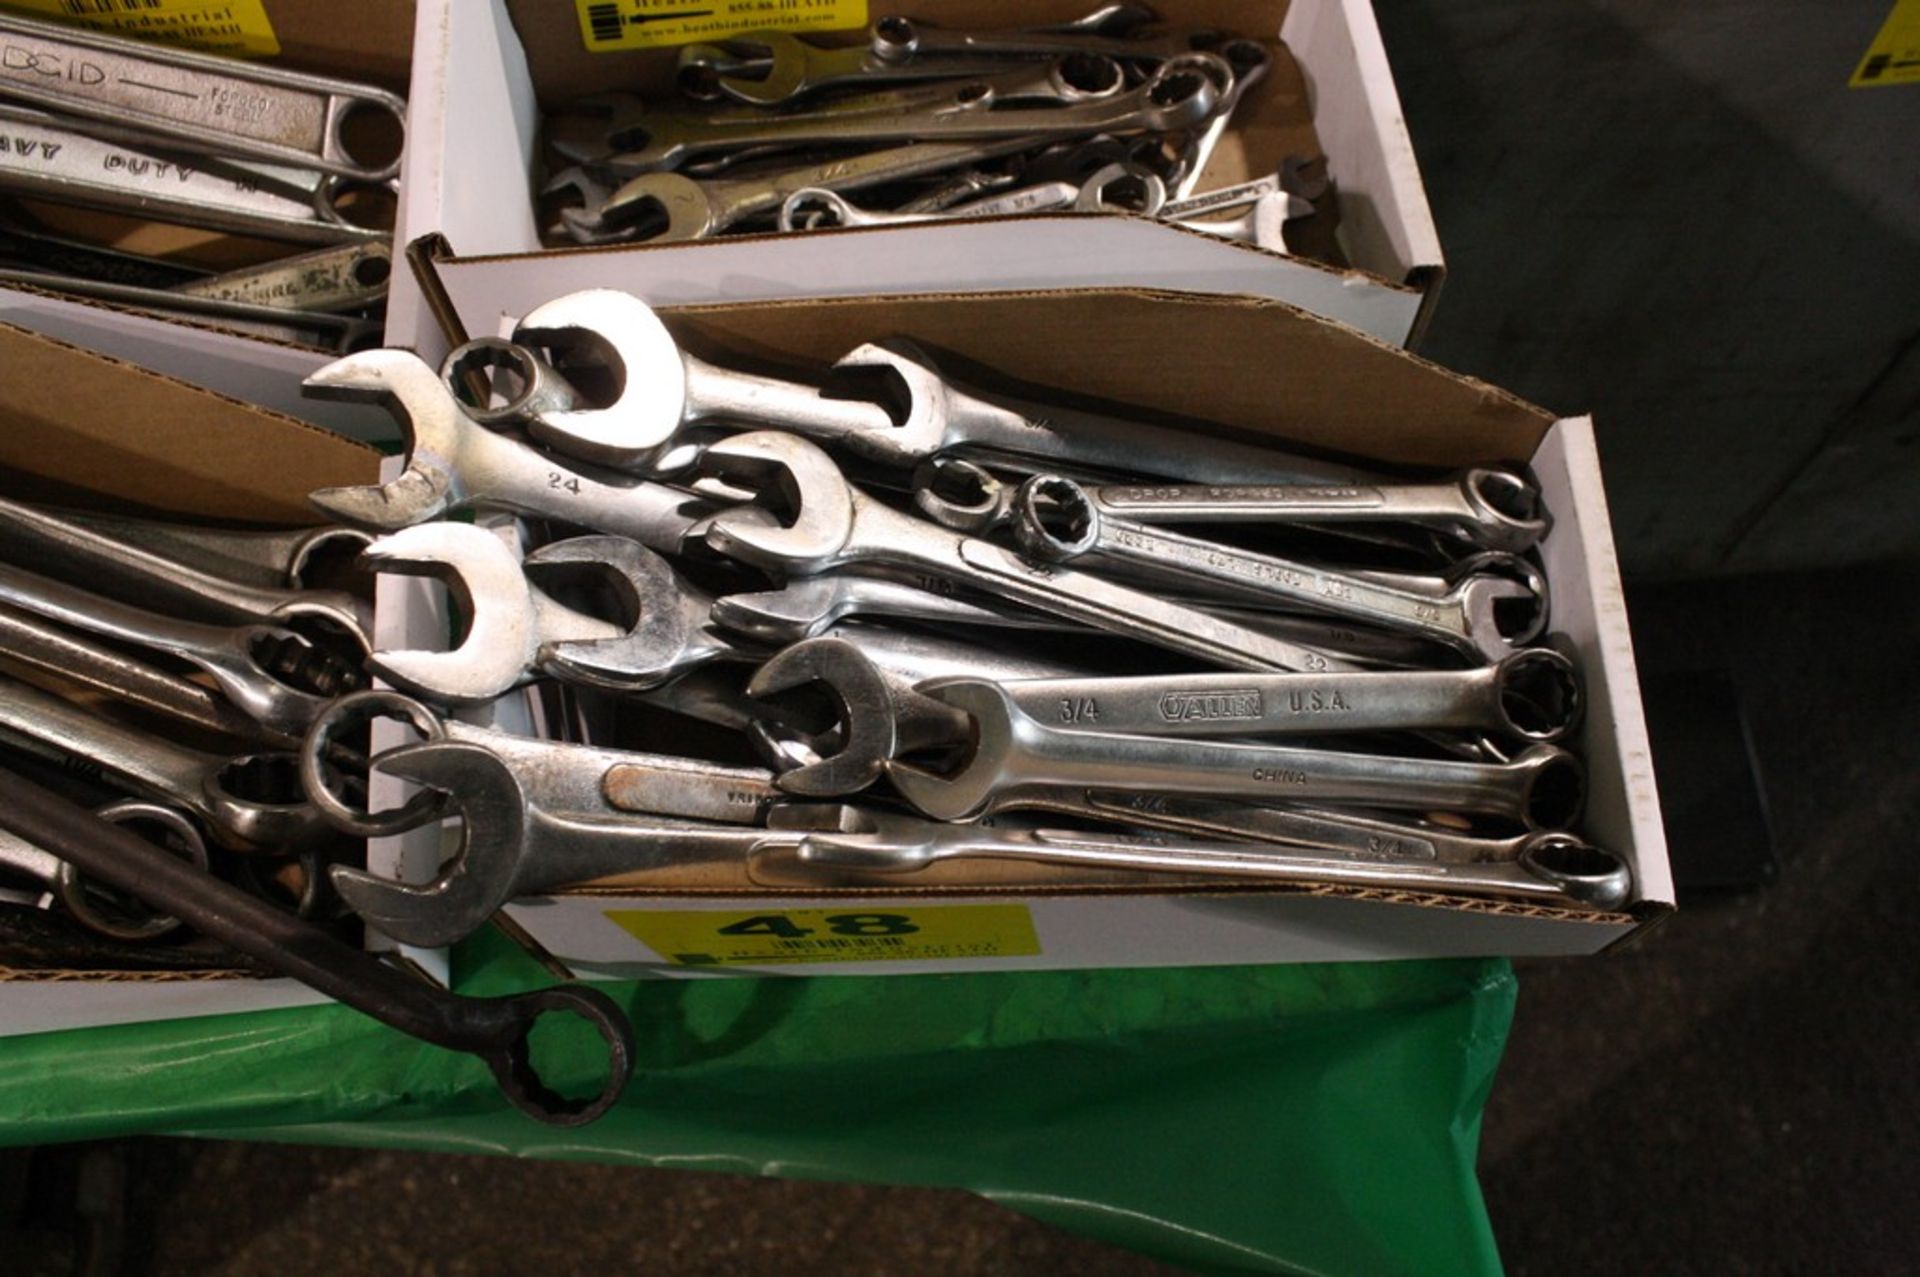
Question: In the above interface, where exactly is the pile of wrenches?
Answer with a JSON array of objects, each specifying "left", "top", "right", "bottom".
[
  {"left": 0, "top": 11, "right": 402, "bottom": 350},
  {"left": 544, "top": 4, "right": 1318, "bottom": 247},
  {"left": 0, "top": 496, "right": 379, "bottom": 945},
  {"left": 278, "top": 286, "right": 1633, "bottom": 971}
]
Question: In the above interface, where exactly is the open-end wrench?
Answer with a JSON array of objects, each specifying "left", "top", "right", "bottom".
[
  {"left": 0, "top": 797, "right": 207, "bottom": 941},
  {"left": 0, "top": 673, "right": 332, "bottom": 851},
  {"left": 0, "top": 493, "right": 373, "bottom": 655},
  {"left": 324, "top": 738, "right": 804, "bottom": 949},
  {"left": 300, "top": 349, "right": 751, "bottom": 555},
  {"left": 0, "top": 106, "right": 390, "bottom": 245},
  {"left": 701, "top": 432, "right": 1360, "bottom": 674},
  {"left": 885, "top": 678, "right": 1586, "bottom": 826},
  {"left": 169, "top": 240, "right": 391, "bottom": 313},
  {"left": 487, "top": 289, "right": 895, "bottom": 472},
  {"left": 1014, "top": 475, "right": 1536, "bottom": 660},
  {"left": 0, "top": 762, "right": 631, "bottom": 1126},
  {"left": 299, "top": 689, "right": 781, "bottom": 840},
  {"left": 0, "top": 11, "right": 406, "bottom": 180},
  {"left": 358, "top": 523, "right": 742, "bottom": 703},
  {"left": 564, "top": 136, "right": 1060, "bottom": 244},
  {"left": 746, "top": 803, "right": 1632, "bottom": 910},
  {"left": 602, "top": 58, "right": 1211, "bottom": 172},
  {"left": 0, "top": 560, "right": 357, "bottom": 737},
  {"left": 808, "top": 338, "right": 1377, "bottom": 484},
  {"left": 960, "top": 648, "right": 1582, "bottom": 742},
  {"left": 1048, "top": 470, "right": 1550, "bottom": 553},
  {"left": 779, "top": 179, "right": 1080, "bottom": 231}
]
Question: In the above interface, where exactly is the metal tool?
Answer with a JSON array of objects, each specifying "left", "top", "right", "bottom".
[
  {"left": 0, "top": 797, "right": 207, "bottom": 941},
  {"left": 0, "top": 560, "right": 357, "bottom": 737},
  {"left": 0, "top": 268, "right": 385, "bottom": 350},
  {"left": 0, "top": 761, "right": 632, "bottom": 1126},
  {"left": 0, "top": 11, "right": 406, "bottom": 180},
  {"left": 169, "top": 240, "right": 391, "bottom": 312},
  {"left": 484, "top": 288, "right": 894, "bottom": 472},
  {"left": 299, "top": 689, "right": 781, "bottom": 841},
  {"left": 866, "top": 11, "right": 1248, "bottom": 68},
  {"left": 0, "top": 106, "right": 389, "bottom": 245},
  {"left": 884, "top": 678, "right": 1585, "bottom": 826},
  {"left": 1042, "top": 470, "right": 1551, "bottom": 552},
  {"left": 810, "top": 338, "right": 1375, "bottom": 484},
  {"left": 301, "top": 349, "right": 752, "bottom": 554},
  {"left": 701, "top": 432, "right": 1360, "bottom": 674},
  {"left": 322, "top": 738, "right": 805, "bottom": 949},
  {"left": 0, "top": 216, "right": 207, "bottom": 287},
  {"left": 565, "top": 137, "right": 1061, "bottom": 243},
  {"left": 60, "top": 514, "right": 371, "bottom": 592},
  {"left": 358, "top": 523, "right": 742, "bottom": 703},
  {"left": 778, "top": 179, "right": 1079, "bottom": 231},
  {"left": 0, "top": 492, "right": 373, "bottom": 654},
  {"left": 1169, "top": 190, "right": 1313, "bottom": 252},
  {"left": 711, "top": 572, "right": 1064, "bottom": 644},
  {"left": 747, "top": 803, "right": 1631, "bottom": 910},
  {"left": 1013, "top": 475, "right": 1537, "bottom": 659},
  {"left": 600, "top": 57, "right": 1217, "bottom": 172},
  {"left": 0, "top": 672, "right": 332, "bottom": 851}
]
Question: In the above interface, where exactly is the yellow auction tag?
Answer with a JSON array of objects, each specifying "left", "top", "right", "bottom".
[
  {"left": 1853, "top": 0, "right": 1920, "bottom": 86},
  {"left": 1, "top": 0, "right": 280, "bottom": 57},
  {"left": 606, "top": 903, "right": 1041, "bottom": 966},
  {"left": 573, "top": 0, "right": 867, "bottom": 53}
]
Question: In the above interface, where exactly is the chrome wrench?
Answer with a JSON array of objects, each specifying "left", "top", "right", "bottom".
[
  {"left": 0, "top": 11, "right": 406, "bottom": 180},
  {"left": 169, "top": 239, "right": 391, "bottom": 313},
  {"left": 0, "top": 797, "right": 207, "bottom": 941}
]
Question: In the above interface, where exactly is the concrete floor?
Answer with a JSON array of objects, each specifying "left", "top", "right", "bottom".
[{"left": 4, "top": 560, "right": 1914, "bottom": 1274}]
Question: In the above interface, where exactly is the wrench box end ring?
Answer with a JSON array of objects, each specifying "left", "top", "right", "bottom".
[{"left": 483, "top": 983, "right": 636, "bottom": 1127}]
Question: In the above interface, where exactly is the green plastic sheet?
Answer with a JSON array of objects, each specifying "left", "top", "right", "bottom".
[{"left": 0, "top": 935, "right": 1516, "bottom": 1276}]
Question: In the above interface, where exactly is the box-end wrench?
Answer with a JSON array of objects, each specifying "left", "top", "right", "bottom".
[
  {"left": 971, "top": 649, "right": 1581, "bottom": 742},
  {"left": 886, "top": 678, "right": 1586, "bottom": 826},
  {"left": 746, "top": 804, "right": 1631, "bottom": 910},
  {"left": 0, "top": 762, "right": 631, "bottom": 1126},
  {"left": 0, "top": 11, "right": 406, "bottom": 180},
  {"left": 700, "top": 432, "right": 1360, "bottom": 675},
  {"left": 0, "top": 672, "right": 332, "bottom": 851},
  {"left": 1014, "top": 475, "right": 1536, "bottom": 660},
  {"left": 0, "top": 495, "right": 373, "bottom": 656},
  {"left": 0, "top": 105, "right": 390, "bottom": 245},
  {"left": 301, "top": 349, "right": 756, "bottom": 555},
  {"left": 0, "top": 560, "right": 356, "bottom": 737},
  {"left": 0, "top": 797, "right": 207, "bottom": 940},
  {"left": 358, "top": 523, "right": 747, "bottom": 704}
]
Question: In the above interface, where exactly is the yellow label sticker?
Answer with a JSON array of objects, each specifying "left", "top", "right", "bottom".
[
  {"left": 1852, "top": 0, "right": 1920, "bottom": 86},
  {"left": 574, "top": 0, "right": 867, "bottom": 53},
  {"left": 1, "top": 0, "right": 280, "bottom": 58},
  {"left": 606, "top": 903, "right": 1041, "bottom": 966}
]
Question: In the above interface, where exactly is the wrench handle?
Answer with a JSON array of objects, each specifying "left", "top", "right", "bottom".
[{"left": 0, "top": 763, "right": 633, "bottom": 1126}]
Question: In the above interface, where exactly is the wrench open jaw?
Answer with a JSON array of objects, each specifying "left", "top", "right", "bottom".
[
  {"left": 509, "top": 289, "right": 690, "bottom": 471},
  {"left": 304, "top": 349, "right": 464, "bottom": 529},
  {"left": 747, "top": 637, "right": 971, "bottom": 797},
  {"left": 360, "top": 523, "right": 711, "bottom": 704}
]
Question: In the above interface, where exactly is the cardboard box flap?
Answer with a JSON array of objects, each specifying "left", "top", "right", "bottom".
[
  {"left": 0, "top": 320, "right": 380, "bottom": 524},
  {"left": 645, "top": 288, "right": 1552, "bottom": 468}
]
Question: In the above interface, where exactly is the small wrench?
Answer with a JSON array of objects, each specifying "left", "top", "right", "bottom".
[
  {"left": 0, "top": 797, "right": 207, "bottom": 941},
  {"left": 778, "top": 179, "right": 1080, "bottom": 231}
]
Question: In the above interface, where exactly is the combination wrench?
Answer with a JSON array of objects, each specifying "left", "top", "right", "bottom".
[
  {"left": 0, "top": 11, "right": 406, "bottom": 180},
  {"left": 0, "top": 762, "right": 632, "bottom": 1126},
  {"left": 700, "top": 432, "right": 1363, "bottom": 675},
  {"left": 884, "top": 678, "right": 1586, "bottom": 826},
  {"left": 1013, "top": 475, "right": 1536, "bottom": 660},
  {"left": 0, "top": 797, "right": 207, "bottom": 941},
  {"left": 170, "top": 240, "right": 392, "bottom": 313},
  {"left": 778, "top": 179, "right": 1080, "bottom": 230}
]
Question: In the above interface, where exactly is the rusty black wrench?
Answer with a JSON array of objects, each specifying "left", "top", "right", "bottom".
[{"left": 0, "top": 761, "right": 632, "bottom": 1126}]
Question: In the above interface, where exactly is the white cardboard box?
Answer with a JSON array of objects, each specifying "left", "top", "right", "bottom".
[
  {"left": 389, "top": 0, "right": 1444, "bottom": 356},
  {"left": 371, "top": 278, "right": 1670, "bottom": 978}
]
